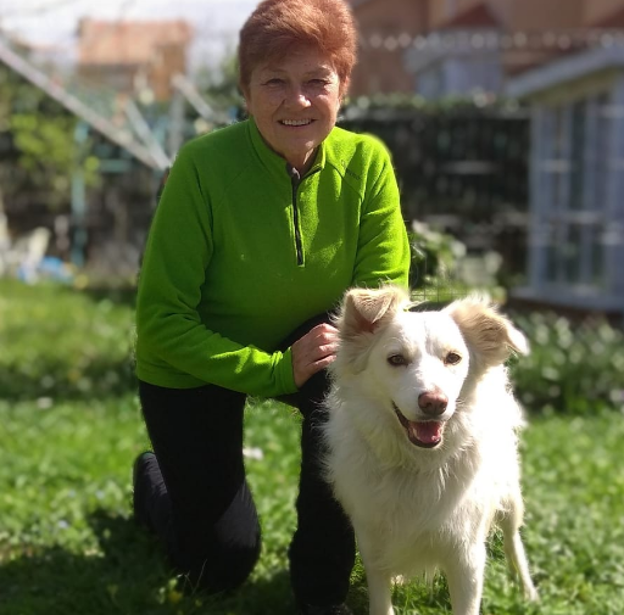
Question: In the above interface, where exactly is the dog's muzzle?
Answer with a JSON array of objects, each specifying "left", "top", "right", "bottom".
[{"left": 393, "top": 403, "right": 446, "bottom": 448}]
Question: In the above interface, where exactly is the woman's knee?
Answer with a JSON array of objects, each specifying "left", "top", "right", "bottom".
[
  {"left": 181, "top": 533, "right": 262, "bottom": 593},
  {"left": 172, "top": 479, "right": 262, "bottom": 593}
]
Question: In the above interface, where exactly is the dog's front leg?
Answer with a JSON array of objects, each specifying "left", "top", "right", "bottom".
[
  {"left": 366, "top": 569, "right": 395, "bottom": 615},
  {"left": 443, "top": 543, "right": 486, "bottom": 615},
  {"left": 357, "top": 535, "right": 395, "bottom": 615}
]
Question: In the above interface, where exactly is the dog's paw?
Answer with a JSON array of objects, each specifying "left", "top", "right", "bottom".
[{"left": 525, "top": 584, "right": 539, "bottom": 602}]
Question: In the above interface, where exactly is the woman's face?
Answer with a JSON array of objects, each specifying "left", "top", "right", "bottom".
[{"left": 243, "top": 45, "right": 343, "bottom": 174}]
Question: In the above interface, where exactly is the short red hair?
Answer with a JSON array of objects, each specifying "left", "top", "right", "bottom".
[{"left": 238, "top": 0, "right": 357, "bottom": 98}]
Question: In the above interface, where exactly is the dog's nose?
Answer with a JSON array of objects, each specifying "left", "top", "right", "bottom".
[{"left": 418, "top": 391, "right": 448, "bottom": 416}]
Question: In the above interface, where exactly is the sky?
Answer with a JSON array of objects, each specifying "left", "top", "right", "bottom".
[{"left": 0, "top": 0, "right": 260, "bottom": 68}]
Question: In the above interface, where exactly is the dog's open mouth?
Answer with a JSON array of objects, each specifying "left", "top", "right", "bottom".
[{"left": 393, "top": 404, "right": 445, "bottom": 448}]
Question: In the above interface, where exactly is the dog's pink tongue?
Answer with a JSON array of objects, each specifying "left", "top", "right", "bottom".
[{"left": 413, "top": 421, "right": 442, "bottom": 445}]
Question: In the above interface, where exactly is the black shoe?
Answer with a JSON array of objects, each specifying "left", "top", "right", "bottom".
[
  {"left": 297, "top": 604, "right": 353, "bottom": 615},
  {"left": 132, "top": 451, "right": 156, "bottom": 530}
]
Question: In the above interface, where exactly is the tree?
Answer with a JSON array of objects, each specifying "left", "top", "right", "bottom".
[
  {"left": 194, "top": 49, "right": 244, "bottom": 118},
  {"left": 0, "top": 62, "right": 100, "bottom": 214}
]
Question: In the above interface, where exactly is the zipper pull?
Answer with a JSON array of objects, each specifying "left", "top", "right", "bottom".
[
  {"left": 286, "top": 163, "right": 304, "bottom": 266},
  {"left": 286, "top": 163, "right": 301, "bottom": 186}
]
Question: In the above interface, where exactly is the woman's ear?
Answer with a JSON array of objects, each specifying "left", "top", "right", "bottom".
[
  {"left": 339, "top": 77, "right": 350, "bottom": 105},
  {"left": 239, "top": 80, "right": 251, "bottom": 110}
]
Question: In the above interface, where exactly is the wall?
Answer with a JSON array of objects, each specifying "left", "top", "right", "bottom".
[
  {"left": 506, "top": 0, "right": 584, "bottom": 30},
  {"left": 584, "top": 0, "right": 624, "bottom": 25},
  {"left": 427, "top": 0, "right": 587, "bottom": 30},
  {"left": 349, "top": 0, "right": 428, "bottom": 96}
]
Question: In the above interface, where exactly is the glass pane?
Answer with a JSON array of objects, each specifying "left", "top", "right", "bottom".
[
  {"left": 591, "top": 227, "right": 606, "bottom": 289},
  {"left": 544, "top": 239, "right": 558, "bottom": 283},
  {"left": 552, "top": 107, "right": 562, "bottom": 214},
  {"left": 544, "top": 226, "right": 564, "bottom": 284},
  {"left": 569, "top": 101, "right": 585, "bottom": 211},
  {"left": 564, "top": 224, "right": 581, "bottom": 284},
  {"left": 595, "top": 93, "right": 610, "bottom": 215},
  {"left": 553, "top": 106, "right": 565, "bottom": 159}
]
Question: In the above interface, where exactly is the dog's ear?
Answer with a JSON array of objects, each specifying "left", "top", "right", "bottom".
[
  {"left": 445, "top": 297, "right": 529, "bottom": 366},
  {"left": 339, "top": 285, "right": 409, "bottom": 339}
]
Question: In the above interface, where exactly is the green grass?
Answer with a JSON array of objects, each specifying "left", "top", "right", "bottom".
[{"left": 1, "top": 279, "right": 623, "bottom": 614}]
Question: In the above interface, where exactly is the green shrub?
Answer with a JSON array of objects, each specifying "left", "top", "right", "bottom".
[
  {"left": 409, "top": 221, "right": 466, "bottom": 291},
  {"left": 509, "top": 310, "right": 624, "bottom": 416}
]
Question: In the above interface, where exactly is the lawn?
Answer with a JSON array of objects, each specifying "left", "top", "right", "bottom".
[{"left": 1, "top": 279, "right": 623, "bottom": 615}]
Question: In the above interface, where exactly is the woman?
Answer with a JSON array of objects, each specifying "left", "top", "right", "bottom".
[{"left": 132, "top": 0, "right": 410, "bottom": 613}]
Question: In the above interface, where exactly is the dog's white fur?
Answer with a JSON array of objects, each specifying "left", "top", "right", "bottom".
[{"left": 323, "top": 286, "right": 538, "bottom": 615}]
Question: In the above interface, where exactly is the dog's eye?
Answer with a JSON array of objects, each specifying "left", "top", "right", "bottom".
[
  {"left": 387, "top": 354, "right": 408, "bottom": 367},
  {"left": 445, "top": 352, "right": 462, "bottom": 366}
]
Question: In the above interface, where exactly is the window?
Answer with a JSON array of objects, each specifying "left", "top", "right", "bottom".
[{"left": 539, "top": 94, "right": 610, "bottom": 293}]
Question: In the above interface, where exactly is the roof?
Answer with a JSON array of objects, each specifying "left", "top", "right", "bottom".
[
  {"left": 439, "top": 2, "right": 500, "bottom": 30},
  {"left": 506, "top": 45, "right": 624, "bottom": 99},
  {"left": 592, "top": 6, "right": 624, "bottom": 28},
  {"left": 78, "top": 19, "right": 192, "bottom": 66}
]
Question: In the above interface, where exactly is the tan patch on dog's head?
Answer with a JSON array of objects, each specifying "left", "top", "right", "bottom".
[
  {"left": 340, "top": 286, "right": 409, "bottom": 335},
  {"left": 444, "top": 296, "right": 528, "bottom": 369},
  {"left": 333, "top": 285, "right": 411, "bottom": 374}
]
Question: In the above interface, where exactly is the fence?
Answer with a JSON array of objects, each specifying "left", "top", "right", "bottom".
[{"left": 339, "top": 103, "right": 531, "bottom": 283}]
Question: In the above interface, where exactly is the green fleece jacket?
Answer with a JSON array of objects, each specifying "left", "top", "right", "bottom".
[{"left": 135, "top": 117, "right": 410, "bottom": 397}]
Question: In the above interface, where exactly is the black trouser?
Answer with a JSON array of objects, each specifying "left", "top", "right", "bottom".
[{"left": 135, "top": 316, "right": 355, "bottom": 605}]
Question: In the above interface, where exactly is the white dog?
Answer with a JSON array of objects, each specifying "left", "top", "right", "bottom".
[{"left": 323, "top": 286, "right": 538, "bottom": 615}]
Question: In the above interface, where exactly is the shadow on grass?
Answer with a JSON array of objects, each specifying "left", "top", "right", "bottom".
[
  {"left": 79, "top": 284, "right": 138, "bottom": 309},
  {"left": 0, "top": 359, "right": 137, "bottom": 403},
  {"left": 0, "top": 510, "right": 300, "bottom": 615}
]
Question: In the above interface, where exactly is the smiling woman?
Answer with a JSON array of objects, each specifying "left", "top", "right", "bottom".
[
  {"left": 131, "top": 1, "right": 411, "bottom": 614},
  {"left": 243, "top": 47, "right": 342, "bottom": 173},
  {"left": 237, "top": 0, "right": 356, "bottom": 174}
]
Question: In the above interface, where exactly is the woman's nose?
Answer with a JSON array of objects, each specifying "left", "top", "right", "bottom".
[{"left": 285, "top": 85, "right": 311, "bottom": 107}]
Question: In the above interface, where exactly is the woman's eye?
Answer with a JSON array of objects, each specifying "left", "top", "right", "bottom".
[
  {"left": 445, "top": 352, "right": 462, "bottom": 366},
  {"left": 387, "top": 354, "right": 408, "bottom": 367}
]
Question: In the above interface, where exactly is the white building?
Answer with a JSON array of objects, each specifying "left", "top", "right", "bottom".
[{"left": 506, "top": 45, "right": 624, "bottom": 318}]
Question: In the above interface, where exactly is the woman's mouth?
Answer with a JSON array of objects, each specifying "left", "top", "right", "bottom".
[{"left": 280, "top": 119, "right": 313, "bottom": 126}]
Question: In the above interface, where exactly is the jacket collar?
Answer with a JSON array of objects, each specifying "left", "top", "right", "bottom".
[{"left": 247, "top": 116, "right": 326, "bottom": 182}]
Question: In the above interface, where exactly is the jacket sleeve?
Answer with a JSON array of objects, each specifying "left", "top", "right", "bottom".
[
  {"left": 135, "top": 144, "right": 297, "bottom": 397},
  {"left": 352, "top": 140, "right": 411, "bottom": 289}
]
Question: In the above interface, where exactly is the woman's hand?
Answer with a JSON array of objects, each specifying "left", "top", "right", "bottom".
[{"left": 291, "top": 323, "right": 339, "bottom": 388}]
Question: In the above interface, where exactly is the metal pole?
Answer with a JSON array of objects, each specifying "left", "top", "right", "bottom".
[{"left": 71, "top": 121, "right": 89, "bottom": 268}]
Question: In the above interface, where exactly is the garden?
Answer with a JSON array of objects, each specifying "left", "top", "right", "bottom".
[{"left": 1, "top": 277, "right": 624, "bottom": 615}]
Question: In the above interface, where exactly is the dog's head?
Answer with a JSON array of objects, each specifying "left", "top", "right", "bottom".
[{"left": 331, "top": 286, "right": 528, "bottom": 452}]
